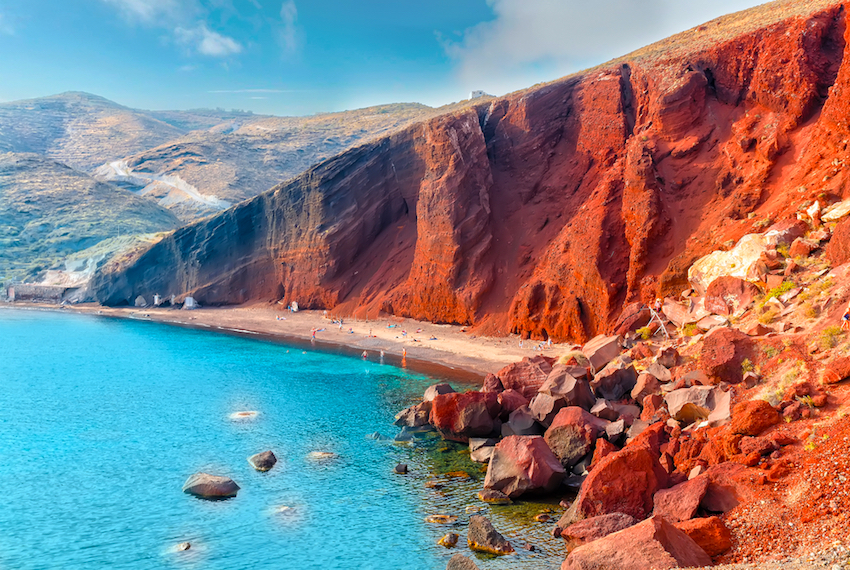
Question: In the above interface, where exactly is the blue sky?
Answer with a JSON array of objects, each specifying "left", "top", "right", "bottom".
[{"left": 0, "top": 0, "right": 766, "bottom": 116}]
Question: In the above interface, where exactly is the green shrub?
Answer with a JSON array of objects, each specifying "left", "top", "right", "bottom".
[
  {"left": 683, "top": 323, "right": 699, "bottom": 337},
  {"left": 819, "top": 325, "right": 843, "bottom": 351},
  {"left": 741, "top": 358, "right": 754, "bottom": 373},
  {"left": 636, "top": 326, "right": 652, "bottom": 341},
  {"left": 758, "top": 307, "right": 779, "bottom": 324}
]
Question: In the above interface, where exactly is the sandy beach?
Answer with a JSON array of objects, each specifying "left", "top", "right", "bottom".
[{"left": 2, "top": 302, "right": 574, "bottom": 380}]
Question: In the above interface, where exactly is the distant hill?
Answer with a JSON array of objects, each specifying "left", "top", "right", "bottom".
[
  {"left": 0, "top": 92, "right": 258, "bottom": 172},
  {"left": 0, "top": 152, "right": 180, "bottom": 283},
  {"left": 93, "top": 100, "right": 485, "bottom": 221}
]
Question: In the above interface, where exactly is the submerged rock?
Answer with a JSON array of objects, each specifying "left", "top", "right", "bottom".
[
  {"left": 247, "top": 450, "right": 278, "bottom": 472},
  {"left": 446, "top": 554, "right": 480, "bottom": 570},
  {"left": 438, "top": 533, "right": 459, "bottom": 548},
  {"left": 467, "top": 515, "right": 514, "bottom": 555},
  {"left": 182, "top": 472, "right": 240, "bottom": 499},
  {"left": 477, "top": 489, "right": 512, "bottom": 504}
]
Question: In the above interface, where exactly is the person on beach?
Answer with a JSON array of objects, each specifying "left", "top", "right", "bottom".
[
  {"left": 362, "top": 351, "right": 368, "bottom": 359},
  {"left": 311, "top": 328, "right": 316, "bottom": 340}
]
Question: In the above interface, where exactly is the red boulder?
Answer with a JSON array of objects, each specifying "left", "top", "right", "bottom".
[
  {"left": 483, "top": 435, "right": 565, "bottom": 498},
  {"left": 544, "top": 407, "right": 604, "bottom": 469},
  {"left": 826, "top": 216, "right": 850, "bottom": 266},
  {"left": 429, "top": 391, "right": 500, "bottom": 442},
  {"left": 652, "top": 475, "right": 710, "bottom": 523},
  {"left": 673, "top": 516, "right": 732, "bottom": 556},
  {"left": 561, "top": 515, "right": 712, "bottom": 570},
  {"left": 700, "top": 327, "right": 754, "bottom": 384},
  {"left": 495, "top": 356, "right": 555, "bottom": 400},
  {"left": 728, "top": 400, "right": 781, "bottom": 436},
  {"left": 496, "top": 389, "right": 529, "bottom": 417},
  {"left": 704, "top": 276, "right": 761, "bottom": 316},
  {"left": 821, "top": 356, "right": 850, "bottom": 385},
  {"left": 560, "top": 512, "right": 638, "bottom": 551}
]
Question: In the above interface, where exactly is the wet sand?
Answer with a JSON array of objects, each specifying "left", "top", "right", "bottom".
[{"left": 2, "top": 302, "right": 573, "bottom": 379}]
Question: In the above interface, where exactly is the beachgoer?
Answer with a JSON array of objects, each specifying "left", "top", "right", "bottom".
[
  {"left": 653, "top": 297, "right": 663, "bottom": 312},
  {"left": 311, "top": 328, "right": 316, "bottom": 340},
  {"left": 402, "top": 348, "right": 407, "bottom": 357},
  {"left": 362, "top": 351, "right": 368, "bottom": 359}
]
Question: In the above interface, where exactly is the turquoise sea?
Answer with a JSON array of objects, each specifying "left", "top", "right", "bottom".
[{"left": 0, "top": 309, "right": 563, "bottom": 570}]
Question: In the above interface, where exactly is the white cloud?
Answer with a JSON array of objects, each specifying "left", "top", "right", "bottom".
[
  {"left": 277, "top": 0, "right": 299, "bottom": 55},
  {"left": 444, "top": 0, "right": 764, "bottom": 96},
  {"left": 175, "top": 24, "right": 243, "bottom": 57}
]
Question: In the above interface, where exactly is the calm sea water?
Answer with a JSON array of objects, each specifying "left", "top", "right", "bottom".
[{"left": 0, "top": 309, "right": 563, "bottom": 570}]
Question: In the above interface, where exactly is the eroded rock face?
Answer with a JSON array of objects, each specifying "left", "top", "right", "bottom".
[
  {"left": 96, "top": 2, "right": 850, "bottom": 344},
  {"left": 561, "top": 515, "right": 712, "bottom": 570},
  {"left": 483, "top": 435, "right": 565, "bottom": 498}
]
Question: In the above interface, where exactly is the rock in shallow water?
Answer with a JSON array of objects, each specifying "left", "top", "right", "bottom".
[
  {"left": 446, "top": 554, "right": 480, "bottom": 570},
  {"left": 467, "top": 515, "right": 514, "bottom": 555},
  {"left": 247, "top": 450, "right": 277, "bottom": 472},
  {"left": 182, "top": 472, "right": 240, "bottom": 499}
]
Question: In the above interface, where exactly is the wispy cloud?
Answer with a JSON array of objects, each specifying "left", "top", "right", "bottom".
[
  {"left": 277, "top": 0, "right": 299, "bottom": 55},
  {"left": 444, "top": 0, "right": 763, "bottom": 95},
  {"left": 101, "top": 0, "right": 242, "bottom": 59},
  {"left": 175, "top": 24, "right": 242, "bottom": 56}
]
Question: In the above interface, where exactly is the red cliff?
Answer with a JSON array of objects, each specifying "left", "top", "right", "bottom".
[{"left": 94, "top": 0, "right": 850, "bottom": 343}]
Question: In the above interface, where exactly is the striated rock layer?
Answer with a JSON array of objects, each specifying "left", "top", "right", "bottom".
[{"left": 94, "top": 0, "right": 850, "bottom": 342}]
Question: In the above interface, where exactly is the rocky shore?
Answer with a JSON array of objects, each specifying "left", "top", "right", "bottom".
[{"left": 392, "top": 214, "right": 850, "bottom": 569}]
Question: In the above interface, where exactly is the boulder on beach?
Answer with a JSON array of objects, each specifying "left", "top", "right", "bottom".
[
  {"left": 483, "top": 435, "right": 565, "bottom": 498},
  {"left": 394, "top": 401, "right": 432, "bottom": 427},
  {"left": 182, "top": 472, "right": 240, "bottom": 499},
  {"left": 134, "top": 295, "right": 147, "bottom": 307},
  {"left": 582, "top": 335, "right": 621, "bottom": 373},
  {"left": 561, "top": 515, "right": 712, "bottom": 570},
  {"left": 590, "top": 364, "right": 637, "bottom": 401},
  {"left": 467, "top": 515, "right": 514, "bottom": 555},
  {"left": 424, "top": 383, "right": 455, "bottom": 401},
  {"left": 673, "top": 516, "right": 732, "bottom": 556},
  {"left": 560, "top": 512, "right": 638, "bottom": 551},
  {"left": 652, "top": 475, "right": 710, "bottom": 522},
  {"left": 247, "top": 450, "right": 278, "bottom": 472},
  {"left": 429, "top": 391, "right": 500, "bottom": 442},
  {"left": 502, "top": 405, "right": 542, "bottom": 436},
  {"left": 539, "top": 365, "right": 596, "bottom": 410},
  {"left": 495, "top": 356, "right": 555, "bottom": 399},
  {"left": 544, "top": 407, "right": 604, "bottom": 469}
]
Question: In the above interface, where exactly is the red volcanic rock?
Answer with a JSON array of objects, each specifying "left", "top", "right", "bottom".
[
  {"left": 502, "top": 405, "right": 541, "bottom": 436},
  {"left": 424, "top": 383, "right": 455, "bottom": 401},
  {"left": 539, "top": 365, "right": 596, "bottom": 410},
  {"left": 560, "top": 512, "right": 638, "bottom": 551},
  {"left": 704, "top": 276, "right": 761, "bottom": 316},
  {"left": 483, "top": 435, "right": 565, "bottom": 498},
  {"left": 429, "top": 391, "right": 500, "bottom": 442},
  {"left": 673, "top": 516, "right": 732, "bottom": 557},
  {"left": 652, "top": 475, "right": 710, "bottom": 522},
  {"left": 394, "top": 401, "right": 432, "bottom": 427},
  {"left": 559, "top": 439, "right": 668, "bottom": 525},
  {"left": 496, "top": 389, "right": 529, "bottom": 417},
  {"left": 728, "top": 400, "right": 781, "bottom": 436},
  {"left": 528, "top": 392, "right": 567, "bottom": 428},
  {"left": 561, "top": 515, "right": 712, "bottom": 570},
  {"left": 656, "top": 347, "right": 680, "bottom": 369},
  {"left": 496, "top": 356, "right": 555, "bottom": 400},
  {"left": 544, "top": 407, "right": 603, "bottom": 468},
  {"left": 632, "top": 373, "right": 662, "bottom": 402},
  {"left": 590, "top": 365, "right": 638, "bottom": 400},
  {"left": 641, "top": 394, "right": 666, "bottom": 422},
  {"left": 826, "top": 217, "right": 850, "bottom": 266},
  {"left": 95, "top": 2, "right": 850, "bottom": 347},
  {"left": 589, "top": 438, "right": 619, "bottom": 470},
  {"left": 481, "top": 374, "right": 504, "bottom": 393},
  {"left": 821, "top": 356, "right": 850, "bottom": 384},
  {"left": 612, "top": 303, "right": 651, "bottom": 336},
  {"left": 789, "top": 237, "right": 818, "bottom": 258},
  {"left": 700, "top": 327, "right": 754, "bottom": 384},
  {"left": 582, "top": 336, "right": 622, "bottom": 373}
]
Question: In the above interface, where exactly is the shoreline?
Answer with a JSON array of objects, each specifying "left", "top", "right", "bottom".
[{"left": 0, "top": 302, "right": 572, "bottom": 381}]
